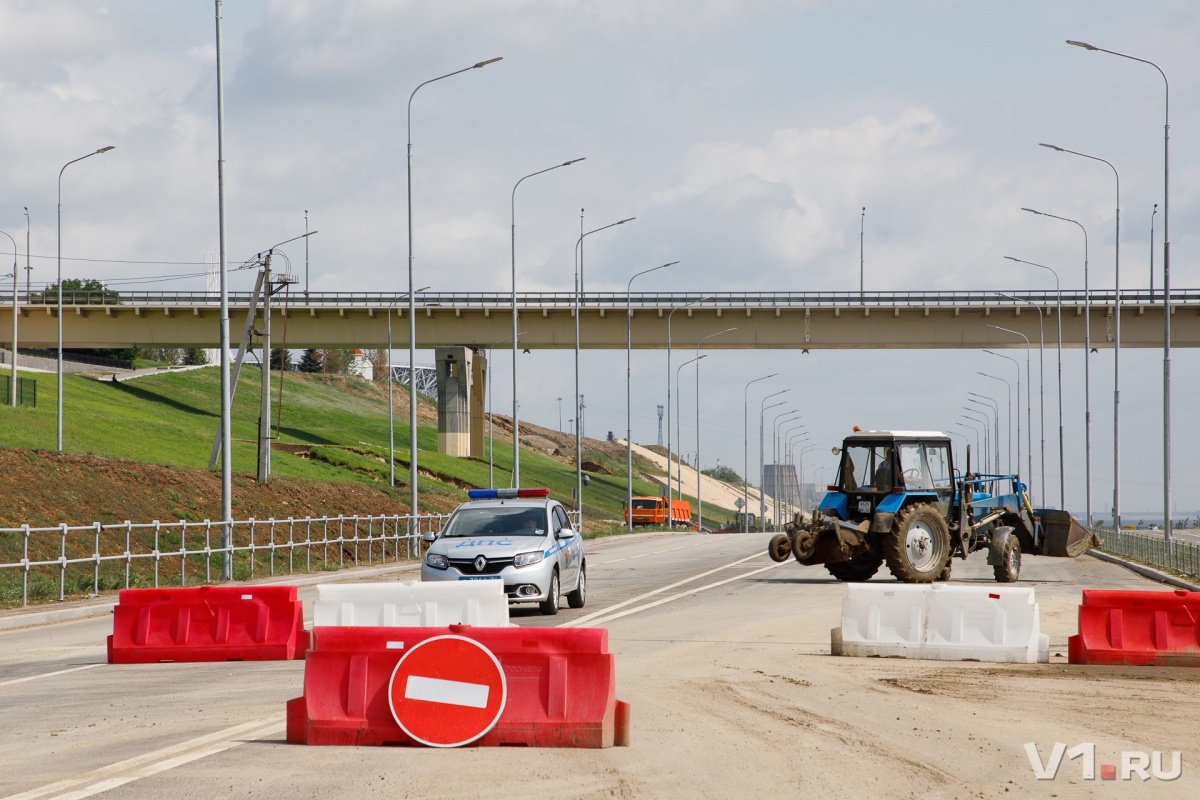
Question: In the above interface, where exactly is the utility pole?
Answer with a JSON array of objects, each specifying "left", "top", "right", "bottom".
[
  {"left": 657, "top": 405, "right": 664, "bottom": 446},
  {"left": 257, "top": 255, "right": 272, "bottom": 483}
]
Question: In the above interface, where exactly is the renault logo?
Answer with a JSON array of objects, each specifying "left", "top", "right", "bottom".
[{"left": 473, "top": 555, "right": 487, "bottom": 573}]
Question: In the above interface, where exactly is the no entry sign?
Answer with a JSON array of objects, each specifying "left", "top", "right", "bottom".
[{"left": 387, "top": 635, "right": 507, "bottom": 747}]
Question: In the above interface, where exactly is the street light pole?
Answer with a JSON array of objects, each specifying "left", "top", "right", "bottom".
[
  {"left": 57, "top": 145, "right": 114, "bottom": 452},
  {"left": 1, "top": 230, "right": 16, "bottom": 407},
  {"left": 513, "top": 157, "right": 585, "bottom": 487},
  {"left": 486, "top": 331, "right": 523, "bottom": 489},
  {"left": 1023, "top": 208, "right": 1090, "bottom": 523},
  {"left": 743, "top": 374, "right": 776, "bottom": 533},
  {"left": 1041, "top": 142, "right": 1122, "bottom": 529},
  {"left": 990, "top": 326, "right": 1034, "bottom": 502},
  {"left": 1067, "top": 38, "right": 1171, "bottom": 542},
  {"left": 408, "top": 57, "right": 502, "bottom": 525},
  {"left": 966, "top": 394, "right": 1000, "bottom": 473},
  {"left": 1005, "top": 256, "right": 1064, "bottom": 508},
  {"left": 962, "top": 410, "right": 991, "bottom": 471},
  {"left": 665, "top": 295, "right": 709, "bottom": 527},
  {"left": 576, "top": 213, "right": 634, "bottom": 530},
  {"left": 674, "top": 354, "right": 706, "bottom": 525},
  {"left": 759, "top": 397, "right": 787, "bottom": 529},
  {"left": 627, "top": 261, "right": 679, "bottom": 529},
  {"left": 695, "top": 327, "right": 735, "bottom": 529},
  {"left": 772, "top": 410, "right": 801, "bottom": 528},
  {"left": 996, "top": 294, "right": 1045, "bottom": 503},
  {"left": 955, "top": 420, "right": 982, "bottom": 469},
  {"left": 982, "top": 357, "right": 1019, "bottom": 478}
]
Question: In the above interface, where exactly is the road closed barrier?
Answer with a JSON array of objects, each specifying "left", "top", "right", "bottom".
[
  {"left": 1068, "top": 588, "right": 1200, "bottom": 667},
  {"left": 832, "top": 583, "right": 1049, "bottom": 663},
  {"left": 287, "top": 624, "right": 630, "bottom": 748},
  {"left": 107, "top": 585, "right": 309, "bottom": 663},
  {"left": 312, "top": 580, "right": 510, "bottom": 629}
]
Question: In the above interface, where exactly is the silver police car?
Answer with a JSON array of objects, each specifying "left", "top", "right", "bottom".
[{"left": 420, "top": 488, "right": 586, "bottom": 615}]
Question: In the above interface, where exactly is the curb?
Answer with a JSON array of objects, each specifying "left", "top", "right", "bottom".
[
  {"left": 1088, "top": 549, "right": 1200, "bottom": 592},
  {"left": 0, "top": 561, "right": 421, "bottom": 633}
]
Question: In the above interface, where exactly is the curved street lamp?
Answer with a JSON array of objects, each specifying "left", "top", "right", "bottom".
[
  {"left": 407, "top": 56, "right": 501, "bottom": 521},
  {"left": 1022, "top": 207, "right": 1090, "bottom": 523},
  {"left": 1067, "top": 38, "right": 1171, "bottom": 541},
  {"left": 666, "top": 295, "right": 712, "bottom": 526},
  {"left": 1005, "top": 255, "right": 1065, "bottom": 507},
  {"left": 990, "top": 325, "right": 1034, "bottom": 502},
  {"left": 996, "top": 293, "right": 1045, "bottom": 503},
  {"left": 743, "top": 374, "right": 776, "bottom": 532},
  {"left": 57, "top": 145, "right": 114, "bottom": 451},
  {"left": 512, "top": 156, "right": 585, "bottom": 487},
  {"left": 694, "top": 327, "right": 735, "bottom": 529},
  {"left": 674, "top": 354, "right": 706, "bottom": 527},
  {"left": 626, "top": 261, "right": 679, "bottom": 528},
  {"left": 575, "top": 214, "right": 634, "bottom": 529}
]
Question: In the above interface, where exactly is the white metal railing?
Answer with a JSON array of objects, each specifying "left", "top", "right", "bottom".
[
  {"left": 1098, "top": 528, "right": 1200, "bottom": 580},
  {"left": 0, "top": 513, "right": 449, "bottom": 608}
]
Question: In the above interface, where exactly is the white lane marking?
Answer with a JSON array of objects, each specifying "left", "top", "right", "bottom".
[
  {"left": 405, "top": 675, "right": 489, "bottom": 708},
  {"left": 601, "top": 558, "right": 627, "bottom": 564},
  {"left": 4, "top": 717, "right": 282, "bottom": 800},
  {"left": 577, "top": 562, "right": 785, "bottom": 627},
  {"left": 562, "top": 550, "right": 769, "bottom": 628},
  {"left": 0, "top": 663, "right": 102, "bottom": 688},
  {"left": 628, "top": 553, "right": 650, "bottom": 559}
]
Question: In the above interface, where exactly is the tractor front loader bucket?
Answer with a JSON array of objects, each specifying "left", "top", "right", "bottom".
[{"left": 1034, "top": 509, "right": 1102, "bottom": 557}]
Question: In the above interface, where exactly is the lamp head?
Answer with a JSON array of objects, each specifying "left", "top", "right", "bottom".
[
  {"left": 1066, "top": 40, "right": 1097, "bottom": 50},
  {"left": 474, "top": 57, "right": 504, "bottom": 68},
  {"left": 563, "top": 157, "right": 586, "bottom": 167},
  {"left": 96, "top": 146, "right": 115, "bottom": 154},
  {"left": 1020, "top": 207, "right": 1041, "bottom": 216},
  {"left": 1039, "top": 143, "right": 1064, "bottom": 152},
  {"left": 1003, "top": 255, "right": 1020, "bottom": 263}
]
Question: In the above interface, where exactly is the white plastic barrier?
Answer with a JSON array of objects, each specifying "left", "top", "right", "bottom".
[
  {"left": 313, "top": 580, "right": 511, "bottom": 628},
  {"left": 831, "top": 583, "right": 1049, "bottom": 663}
]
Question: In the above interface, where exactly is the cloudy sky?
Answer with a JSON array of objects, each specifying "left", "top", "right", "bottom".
[{"left": 3, "top": 0, "right": 1199, "bottom": 520}]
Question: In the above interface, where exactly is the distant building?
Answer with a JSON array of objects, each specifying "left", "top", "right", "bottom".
[{"left": 348, "top": 349, "right": 373, "bottom": 381}]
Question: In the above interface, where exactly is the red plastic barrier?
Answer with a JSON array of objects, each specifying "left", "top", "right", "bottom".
[
  {"left": 287, "top": 624, "right": 630, "bottom": 748},
  {"left": 107, "top": 585, "right": 310, "bottom": 663},
  {"left": 1068, "top": 588, "right": 1200, "bottom": 667}
]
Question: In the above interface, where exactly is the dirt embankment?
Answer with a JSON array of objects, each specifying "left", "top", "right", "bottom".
[{"left": 0, "top": 450, "right": 455, "bottom": 529}]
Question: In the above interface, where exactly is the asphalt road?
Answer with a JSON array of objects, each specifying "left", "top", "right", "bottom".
[{"left": 2, "top": 531, "right": 1197, "bottom": 799}]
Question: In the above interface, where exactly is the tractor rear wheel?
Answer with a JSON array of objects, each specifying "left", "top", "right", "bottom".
[
  {"left": 825, "top": 551, "right": 884, "bottom": 582},
  {"left": 883, "top": 503, "right": 951, "bottom": 583},
  {"left": 993, "top": 535, "right": 1021, "bottom": 583}
]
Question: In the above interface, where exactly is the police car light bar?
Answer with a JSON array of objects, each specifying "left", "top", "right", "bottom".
[{"left": 467, "top": 488, "right": 551, "bottom": 500}]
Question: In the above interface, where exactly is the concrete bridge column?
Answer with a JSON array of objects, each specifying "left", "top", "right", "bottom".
[{"left": 435, "top": 346, "right": 473, "bottom": 457}]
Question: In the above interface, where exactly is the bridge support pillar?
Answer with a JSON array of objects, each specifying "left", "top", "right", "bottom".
[{"left": 434, "top": 346, "right": 474, "bottom": 457}]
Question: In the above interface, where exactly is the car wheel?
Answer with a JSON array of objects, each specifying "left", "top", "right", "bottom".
[
  {"left": 567, "top": 565, "right": 586, "bottom": 609},
  {"left": 539, "top": 570, "right": 560, "bottom": 616}
]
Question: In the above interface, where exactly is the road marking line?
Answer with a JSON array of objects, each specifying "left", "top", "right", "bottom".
[
  {"left": 562, "top": 550, "right": 769, "bottom": 628},
  {"left": 405, "top": 675, "right": 489, "bottom": 708},
  {"left": 0, "top": 664, "right": 102, "bottom": 688},
  {"left": 577, "top": 562, "right": 785, "bottom": 626},
  {"left": 3, "top": 718, "right": 282, "bottom": 800},
  {"left": 628, "top": 553, "right": 650, "bottom": 559}
]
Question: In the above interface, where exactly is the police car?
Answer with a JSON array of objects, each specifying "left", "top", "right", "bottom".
[{"left": 420, "top": 488, "right": 586, "bottom": 615}]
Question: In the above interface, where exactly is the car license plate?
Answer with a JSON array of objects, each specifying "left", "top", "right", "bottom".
[
  {"left": 857, "top": 500, "right": 872, "bottom": 514},
  {"left": 458, "top": 575, "right": 501, "bottom": 581}
]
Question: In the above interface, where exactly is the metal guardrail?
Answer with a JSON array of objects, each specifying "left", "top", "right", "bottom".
[
  {"left": 0, "top": 513, "right": 450, "bottom": 608},
  {"left": 1099, "top": 529, "right": 1200, "bottom": 580},
  {"left": 12, "top": 288, "right": 1200, "bottom": 308}
]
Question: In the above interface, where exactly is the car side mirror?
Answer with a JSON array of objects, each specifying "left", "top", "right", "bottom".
[
  {"left": 421, "top": 531, "right": 437, "bottom": 543},
  {"left": 555, "top": 528, "right": 574, "bottom": 540}
]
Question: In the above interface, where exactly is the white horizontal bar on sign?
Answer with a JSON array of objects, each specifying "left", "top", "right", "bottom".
[{"left": 405, "top": 676, "right": 489, "bottom": 709}]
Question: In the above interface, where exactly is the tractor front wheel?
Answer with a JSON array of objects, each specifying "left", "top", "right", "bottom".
[{"left": 883, "top": 503, "right": 951, "bottom": 583}]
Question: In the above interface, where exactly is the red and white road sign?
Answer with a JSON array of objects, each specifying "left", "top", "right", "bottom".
[{"left": 387, "top": 634, "right": 507, "bottom": 747}]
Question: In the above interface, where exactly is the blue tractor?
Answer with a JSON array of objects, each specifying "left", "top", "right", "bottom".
[{"left": 768, "top": 429, "right": 1099, "bottom": 583}]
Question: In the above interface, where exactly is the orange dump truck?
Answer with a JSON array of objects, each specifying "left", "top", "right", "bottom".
[{"left": 625, "top": 496, "right": 694, "bottom": 529}]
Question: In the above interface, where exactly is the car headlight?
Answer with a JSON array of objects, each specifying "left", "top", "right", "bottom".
[
  {"left": 513, "top": 550, "right": 544, "bottom": 568},
  {"left": 425, "top": 552, "right": 448, "bottom": 570}
]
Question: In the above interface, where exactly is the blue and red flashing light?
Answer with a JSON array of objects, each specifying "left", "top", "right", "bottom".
[{"left": 467, "top": 488, "right": 551, "bottom": 500}]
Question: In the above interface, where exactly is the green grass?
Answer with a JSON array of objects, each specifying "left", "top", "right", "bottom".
[{"left": 0, "top": 367, "right": 735, "bottom": 532}]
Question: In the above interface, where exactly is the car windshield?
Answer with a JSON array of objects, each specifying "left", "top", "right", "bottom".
[
  {"left": 440, "top": 506, "right": 547, "bottom": 538},
  {"left": 632, "top": 498, "right": 659, "bottom": 509}
]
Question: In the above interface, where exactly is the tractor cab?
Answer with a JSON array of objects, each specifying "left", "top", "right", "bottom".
[{"left": 823, "top": 431, "right": 956, "bottom": 528}]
